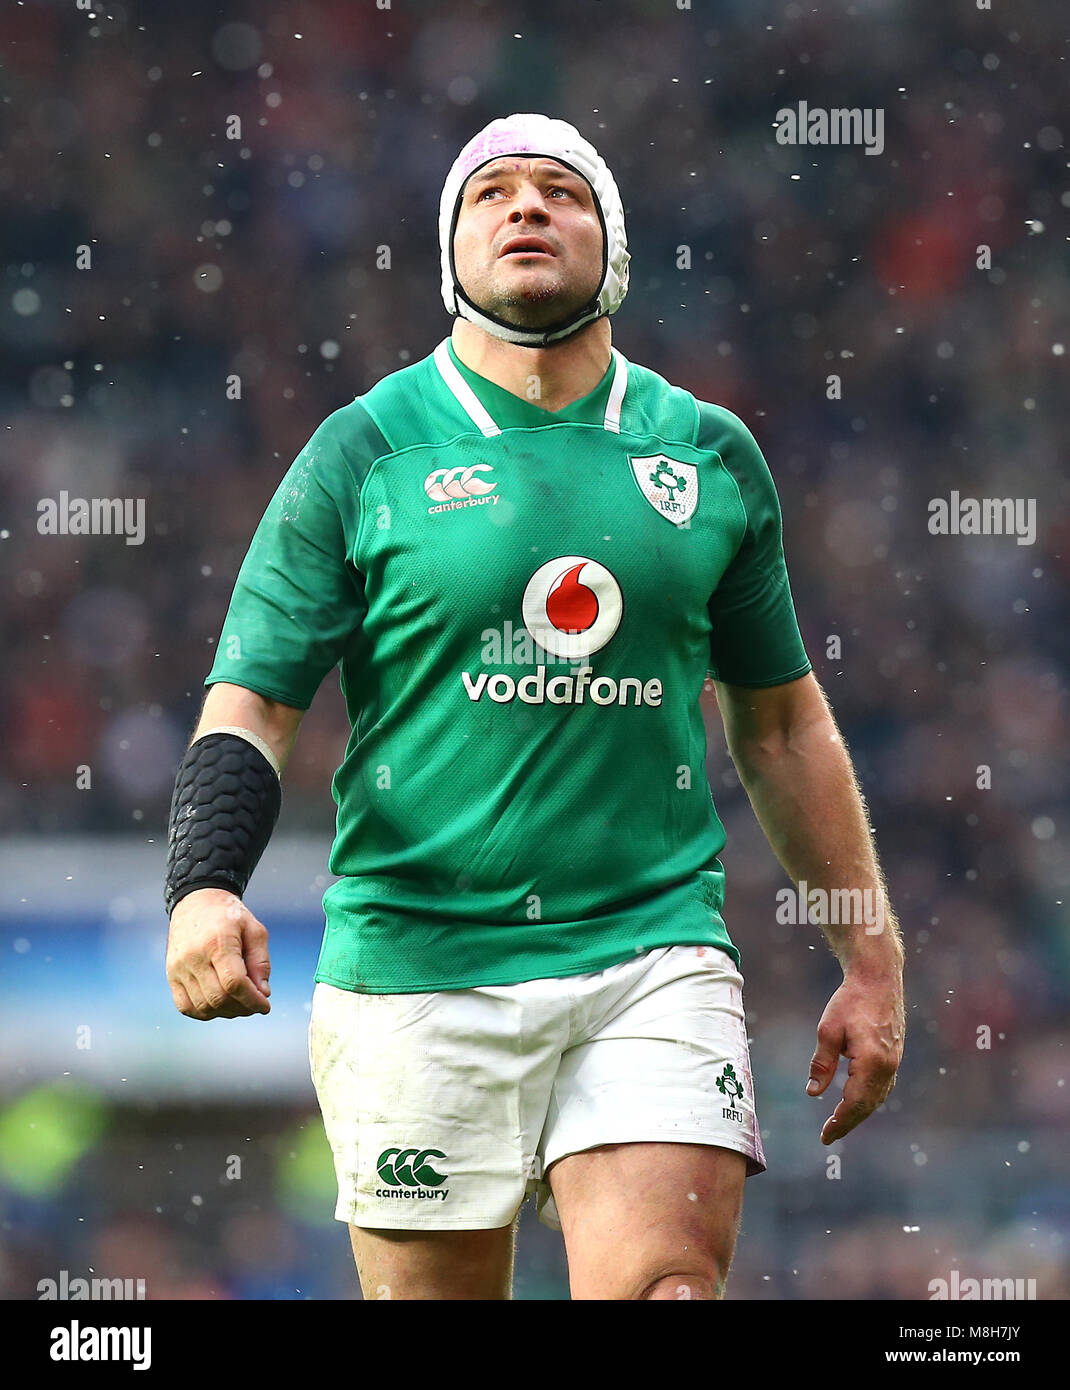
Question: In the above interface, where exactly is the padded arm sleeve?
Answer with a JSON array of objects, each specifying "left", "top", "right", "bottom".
[{"left": 164, "top": 731, "right": 282, "bottom": 917}]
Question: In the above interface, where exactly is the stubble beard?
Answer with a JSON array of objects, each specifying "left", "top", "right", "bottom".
[{"left": 470, "top": 258, "right": 596, "bottom": 328}]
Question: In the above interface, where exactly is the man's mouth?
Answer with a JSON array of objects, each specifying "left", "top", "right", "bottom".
[{"left": 499, "top": 237, "right": 555, "bottom": 258}]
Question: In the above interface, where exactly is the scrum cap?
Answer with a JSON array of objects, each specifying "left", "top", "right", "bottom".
[{"left": 438, "top": 113, "right": 630, "bottom": 347}]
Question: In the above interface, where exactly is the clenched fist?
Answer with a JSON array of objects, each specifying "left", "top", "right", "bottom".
[{"left": 166, "top": 888, "right": 272, "bottom": 1020}]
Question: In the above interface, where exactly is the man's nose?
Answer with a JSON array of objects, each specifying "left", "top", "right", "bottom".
[{"left": 510, "top": 190, "right": 550, "bottom": 221}]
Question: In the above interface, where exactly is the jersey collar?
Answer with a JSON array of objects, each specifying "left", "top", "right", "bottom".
[{"left": 433, "top": 336, "right": 629, "bottom": 438}]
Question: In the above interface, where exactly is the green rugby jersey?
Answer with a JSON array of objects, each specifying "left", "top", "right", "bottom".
[{"left": 204, "top": 336, "right": 811, "bottom": 992}]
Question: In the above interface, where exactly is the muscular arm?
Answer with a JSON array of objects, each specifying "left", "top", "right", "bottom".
[
  {"left": 165, "top": 683, "right": 305, "bottom": 1021},
  {"left": 708, "top": 671, "right": 905, "bottom": 1143},
  {"left": 711, "top": 671, "right": 903, "bottom": 975},
  {"left": 191, "top": 682, "right": 305, "bottom": 776}
]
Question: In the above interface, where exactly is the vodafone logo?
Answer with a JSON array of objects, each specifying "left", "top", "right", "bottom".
[
  {"left": 424, "top": 463, "right": 500, "bottom": 514},
  {"left": 460, "top": 555, "right": 663, "bottom": 708},
  {"left": 521, "top": 556, "right": 623, "bottom": 660}
]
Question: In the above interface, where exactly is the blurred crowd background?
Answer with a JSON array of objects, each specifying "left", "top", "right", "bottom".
[{"left": 1, "top": 0, "right": 1067, "bottom": 1300}]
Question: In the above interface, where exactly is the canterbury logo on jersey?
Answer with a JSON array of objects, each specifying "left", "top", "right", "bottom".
[
  {"left": 424, "top": 463, "right": 500, "bottom": 514},
  {"left": 461, "top": 557, "right": 664, "bottom": 708}
]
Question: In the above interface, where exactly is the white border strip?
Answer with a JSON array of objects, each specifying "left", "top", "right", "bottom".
[
  {"left": 603, "top": 347, "right": 628, "bottom": 433},
  {"left": 434, "top": 336, "right": 629, "bottom": 435},
  {"left": 433, "top": 339, "right": 502, "bottom": 437}
]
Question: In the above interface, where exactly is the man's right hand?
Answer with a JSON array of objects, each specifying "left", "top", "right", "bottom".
[{"left": 166, "top": 888, "right": 272, "bottom": 1020}]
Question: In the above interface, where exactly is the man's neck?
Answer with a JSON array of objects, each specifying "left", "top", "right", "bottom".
[{"left": 450, "top": 316, "right": 612, "bottom": 413}]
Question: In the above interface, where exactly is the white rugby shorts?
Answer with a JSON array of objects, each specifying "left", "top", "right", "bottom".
[{"left": 308, "top": 942, "right": 765, "bottom": 1231}]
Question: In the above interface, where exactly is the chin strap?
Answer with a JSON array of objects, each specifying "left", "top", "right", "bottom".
[{"left": 452, "top": 283, "right": 606, "bottom": 347}]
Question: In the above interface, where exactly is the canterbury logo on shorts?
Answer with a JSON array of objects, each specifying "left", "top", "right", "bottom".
[{"left": 374, "top": 1147, "right": 450, "bottom": 1201}]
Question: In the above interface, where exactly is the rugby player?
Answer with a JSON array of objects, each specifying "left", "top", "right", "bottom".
[{"left": 165, "top": 114, "right": 905, "bottom": 1300}]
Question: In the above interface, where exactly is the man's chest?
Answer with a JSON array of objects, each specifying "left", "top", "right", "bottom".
[{"left": 354, "top": 427, "right": 746, "bottom": 662}]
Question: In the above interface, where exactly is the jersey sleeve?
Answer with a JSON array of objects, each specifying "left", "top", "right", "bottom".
[
  {"left": 203, "top": 411, "right": 368, "bottom": 710},
  {"left": 698, "top": 401, "right": 812, "bottom": 688}
]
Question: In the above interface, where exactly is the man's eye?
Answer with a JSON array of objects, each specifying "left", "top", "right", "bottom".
[{"left": 477, "top": 185, "right": 570, "bottom": 201}]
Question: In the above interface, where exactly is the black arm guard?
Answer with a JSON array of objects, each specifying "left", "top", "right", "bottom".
[{"left": 164, "top": 732, "right": 282, "bottom": 918}]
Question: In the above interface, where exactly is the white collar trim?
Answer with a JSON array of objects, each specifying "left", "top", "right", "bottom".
[{"left": 433, "top": 338, "right": 629, "bottom": 435}]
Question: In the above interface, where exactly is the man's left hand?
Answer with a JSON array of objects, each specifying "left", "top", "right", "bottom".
[{"left": 806, "top": 969, "right": 905, "bottom": 1144}]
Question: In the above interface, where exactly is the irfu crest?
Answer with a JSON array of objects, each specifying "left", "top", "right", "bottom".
[{"left": 629, "top": 454, "right": 698, "bottom": 526}]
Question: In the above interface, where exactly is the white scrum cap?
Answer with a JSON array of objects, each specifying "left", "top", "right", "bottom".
[{"left": 438, "top": 113, "right": 630, "bottom": 347}]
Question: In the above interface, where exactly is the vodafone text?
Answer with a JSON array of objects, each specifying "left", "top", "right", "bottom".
[{"left": 462, "top": 664, "right": 662, "bottom": 707}]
